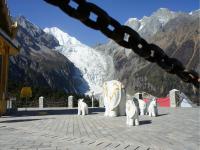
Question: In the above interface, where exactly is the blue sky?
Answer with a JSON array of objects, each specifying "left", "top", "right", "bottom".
[{"left": 8, "top": 0, "right": 199, "bottom": 46}]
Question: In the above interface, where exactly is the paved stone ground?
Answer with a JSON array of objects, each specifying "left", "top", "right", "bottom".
[{"left": 0, "top": 107, "right": 199, "bottom": 150}]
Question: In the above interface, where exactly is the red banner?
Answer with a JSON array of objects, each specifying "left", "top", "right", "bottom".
[{"left": 144, "top": 97, "right": 170, "bottom": 107}]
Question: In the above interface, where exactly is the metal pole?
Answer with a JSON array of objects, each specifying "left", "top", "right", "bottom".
[{"left": 91, "top": 92, "right": 94, "bottom": 108}]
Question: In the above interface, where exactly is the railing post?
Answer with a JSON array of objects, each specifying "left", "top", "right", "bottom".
[{"left": 0, "top": 44, "right": 9, "bottom": 115}]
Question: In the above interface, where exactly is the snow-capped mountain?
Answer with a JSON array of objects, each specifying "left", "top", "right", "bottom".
[
  {"left": 44, "top": 27, "right": 81, "bottom": 46},
  {"left": 10, "top": 16, "right": 89, "bottom": 94},
  {"left": 44, "top": 27, "right": 113, "bottom": 94},
  {"left": 95, "top": 8, "right": 200, "bottom": 104},
  {"left": 125, "top": 8, "right": 179, "bottom": 39}
]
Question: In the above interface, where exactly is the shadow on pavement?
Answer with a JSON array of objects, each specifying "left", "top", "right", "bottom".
[
  {"left": 0, "top": 118, "right": 53, "bottom": 123},
  {"left": 157, "top": 113, "right": 168, "bottom": 117},
  {"left": 139, "top": 120, "right": 152, "bottom": 125},
  {"left": 4, "top": 108, "right": 105, "bottom": 117}
]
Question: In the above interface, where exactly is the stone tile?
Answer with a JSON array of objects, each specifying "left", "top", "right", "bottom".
[{"left": 0, "top": 108, "right": 199, "bottom": 150}]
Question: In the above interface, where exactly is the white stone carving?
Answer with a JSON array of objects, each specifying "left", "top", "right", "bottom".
[
  {"left": 126, "top": 100, "right": 139, "bottom": 126},
  {"left": 103, "top": 80, "right": 126, "bottom": 117},
  {"left": 138, "top": 99, "right": 146, "bottom": 116},
  {"left": 134, "top": 92, "right": 143, "bottom": 100},
  {"left": 133, "top": 93, "right": 146, "bottom": 116},
  {"left": 78, "top": 99, "right": 88, "bottom": 116},
  {"left": 147, "top": 98, "right": 158, "bottom": 117}
]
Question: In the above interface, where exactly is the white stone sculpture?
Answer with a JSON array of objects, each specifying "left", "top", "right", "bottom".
[
  {"left": 138, "top": 99, "right": 146, "bottom": 116},
  {"left": 126, "top": 100, "right": 139, "bottom": 126},
  {"left": 133, "top": 93, "right": 146, "bottom": 116},
  {"left": 134, "top": 92, "right": 143, "bottom": 100},
  {"left": 78, "top": 99, "right": 88, "bottom": 116},
  {"left": 103, "top": 80, "right": 126, "bottom": 117},
  {"left": 147, "top": 98, "right": 158, "bottom": 117},
  {"left": 133, "top": 97, "right": 140, "bottom": 114}
]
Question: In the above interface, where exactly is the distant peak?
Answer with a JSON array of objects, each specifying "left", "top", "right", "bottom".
[
  {"left": 44, "top": 27, "right": 71, "bottom": 38},
  {"left": 157, "top": 8, "right": 171, "bottom": 12},
  {"left": 45, "top": 27, "right": 62, "bottom": 32},
  {"left": 17, "top": 15, "right": 34, "bottom": 24},
  {"left": 127, "top": 18, "right": 139, "bottom": 22},
  {"left": 16, "top": 15, "right": 41, "bottom": 31},
  {"left": 46, "top": 27, "right": 60, "bottom": 30},
  {"left": 159, "top": 8, "right": 170, "bottom": 11},
  {"left": 16, "top": 15, "right": 29, "bottom": 22},
  {"left": 44, "top": 27, "right": 67, "bottom": 34},
  {"left": 189, "top": 9, "right": 200, "bottom": 15},
  {"left": 17, "top": 15, "right": 26, "bottom": 19},
  {"left": 125, "top": 17, "right": 140, "bottom": 25},
  {"left": 153, "top": 8, "right": 174, "bottom": 15},
  {"left": 44, "top": 27, "right": 81, "bottom": 46}
]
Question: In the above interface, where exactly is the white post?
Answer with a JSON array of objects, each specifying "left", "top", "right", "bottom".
[
  {"left": 91, "top": 92, "right": 94, "bottom": 108},
  {"left": 7, "top": 97, "right": 16, "bottom": 110},
  {"left": 169, "top": 89, "right": 180, "bottom": 107},
  {"left": 68, "top": 96, "right": 73, "bottom": 108},
  {"left": 7, "top": 100, "right": 12, "bottom": 109},
  {"left": 99, "top": 97, "right": 104, "bottom": 108},
  {"left": 39, "top": 96, "right": 44, "bottom": 108}
]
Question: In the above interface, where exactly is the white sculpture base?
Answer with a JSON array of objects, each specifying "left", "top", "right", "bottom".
[
  {"left": 104, "top": 109, "right": 118, "bottom": 117},
  {"left": 126, "top": 117, "right": 139, "bottom": 126}
]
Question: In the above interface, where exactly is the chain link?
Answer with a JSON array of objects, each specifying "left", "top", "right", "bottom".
[{"left": 44, "top": 0, "right": 199, "bottom": 89}]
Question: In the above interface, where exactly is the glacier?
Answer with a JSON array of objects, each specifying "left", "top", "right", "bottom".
[{"left": 44, "top": 27, "right": 111, "bottom": 95}]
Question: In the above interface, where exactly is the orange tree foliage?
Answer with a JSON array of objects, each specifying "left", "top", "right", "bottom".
[{"left": 20, "top": 87, "right": 32, "bottom": 98}]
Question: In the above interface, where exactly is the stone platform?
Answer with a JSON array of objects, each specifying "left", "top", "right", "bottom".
[{"left": 0, "top": 108, "right": 199, "bottom": 150}]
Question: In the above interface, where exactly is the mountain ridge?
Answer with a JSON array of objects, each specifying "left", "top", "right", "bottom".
[
  {"left": 9, "top": 16, "right": 89, "bottom": 94},
  {"left": 95, "top": 8, "right": 199, "bottom": 103},
  {"left": 8, "top": 8, "right": 199, "bottom": 104}
]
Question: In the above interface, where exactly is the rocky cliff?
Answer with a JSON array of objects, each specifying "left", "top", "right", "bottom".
[
  {"left": 95, "top": 9, "right": 199, "bottom": 103},
  {"left": 9, "top": 16, "right": 89, "bottom": 93}
]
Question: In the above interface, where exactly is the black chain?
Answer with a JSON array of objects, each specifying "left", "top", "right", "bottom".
[{"left": 44, "top": 0, "right": 199, "bottom": 89}]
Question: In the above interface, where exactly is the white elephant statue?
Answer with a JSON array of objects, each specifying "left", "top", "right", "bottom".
[
  {"left": 147, "top": 98, "right": 158, "bottom": 117},
  {"left": 133, "top": 93, "right": 146, "bottom": 116},
  {"left": 78, "top": 99, "right": 88, "bottom": 116},
  {"left": 138, "top": 99, "right": 146, "bottom": 116},
  {"left": 126, "top": 100, "right": 139, "bottom": 126},
  {"left": 103, "top": 80, "right": 126, "bottom": 117}
]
